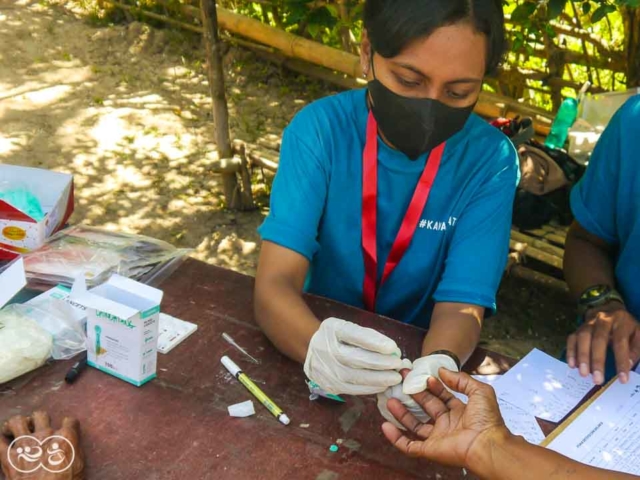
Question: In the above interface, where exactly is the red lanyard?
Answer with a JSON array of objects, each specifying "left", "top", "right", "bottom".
[{"left": 362, "top": 110, "right": 445, "bottom": 311}]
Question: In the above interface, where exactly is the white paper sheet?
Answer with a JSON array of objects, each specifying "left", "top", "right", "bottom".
[
  {"left": 492, "top": 349, "right": 594, "bottom": 422},
  {"left": 547, "top": 372, "right": 640, "bottom": 475},
  {"left": 453, "top": 375, "right": 545, "bottom": 445}
]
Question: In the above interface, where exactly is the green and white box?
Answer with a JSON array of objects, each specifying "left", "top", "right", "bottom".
[{"left": 76, "top": 274, "right": 163, "bottom": 387}]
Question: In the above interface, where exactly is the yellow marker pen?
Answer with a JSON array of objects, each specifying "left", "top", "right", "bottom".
[{"left": 221, "top": 355, "right": 291, "bottom": 426}]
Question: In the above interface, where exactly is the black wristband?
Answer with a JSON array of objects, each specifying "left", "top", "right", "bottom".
[{"left": 428, "top": 350, "right": 461, "bottom": 371}]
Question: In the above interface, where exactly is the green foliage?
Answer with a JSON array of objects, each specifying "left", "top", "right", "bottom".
[
  {"left": 74, "top": 0, "right": 639, "bottom": 111},
  {"left": 508, "top": 0, "right": 637, "bottom": 24}
]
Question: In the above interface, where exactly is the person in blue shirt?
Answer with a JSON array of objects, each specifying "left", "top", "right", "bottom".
[
  {"left": 254, "top": 0, "right": 518, "bottom": 403},
  {"left": 564, "top": 95, "right": 640, "bottom": 386}
]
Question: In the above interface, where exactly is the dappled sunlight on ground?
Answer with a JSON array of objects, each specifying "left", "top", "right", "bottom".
[{"left": 1, "top": 0, "right": 330, "bottom": 275}]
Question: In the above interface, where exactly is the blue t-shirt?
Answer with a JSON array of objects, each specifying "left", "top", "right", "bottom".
[
  {"left": 259, "top": 89, "right": 519, "bottom": 328},
  {"left": 570, "top": 95, "right": 640, "bottom": 319}
]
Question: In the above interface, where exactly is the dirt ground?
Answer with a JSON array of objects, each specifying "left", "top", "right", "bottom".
[{"left": 1, "top": 0, "right": 577, "bottom": 359}]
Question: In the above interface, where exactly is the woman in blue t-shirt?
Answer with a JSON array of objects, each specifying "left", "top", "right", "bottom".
[{"left": 254, "top": 0, "right": 518, "bottom": 409}]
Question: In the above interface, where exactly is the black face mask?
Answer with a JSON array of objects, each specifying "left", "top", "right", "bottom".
[{"left": 368, "top": 78, "right": 475, "bottom": 160}]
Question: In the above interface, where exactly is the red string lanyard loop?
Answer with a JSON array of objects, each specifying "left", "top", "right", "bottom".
[{"left": 361, "top": 111, "right": 445, "bottom": 311}]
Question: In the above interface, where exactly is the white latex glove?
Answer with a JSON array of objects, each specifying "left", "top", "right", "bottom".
[
  {"left": 377, "top": 383, "right": 431, "bottom": 430},
  {"left": 304, "top": 317, "right": 404, "bottom": 396},
  {"left": 403, "top": 353, "right": 460, "bottom": 395}
]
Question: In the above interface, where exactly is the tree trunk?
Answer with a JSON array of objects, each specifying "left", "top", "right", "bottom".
[
  {"left": 623, "top": 7, "right": 640, "bottom": 87},
  {"left": 200, "top": 0, "right": 242, "bottom": 209},
  {"left": 336, "top": 0, "right": 354, "bottom": 54}
]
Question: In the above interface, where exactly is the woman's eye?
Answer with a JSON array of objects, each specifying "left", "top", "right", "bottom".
[
  {"left": 447, "top": 90, "right": 469, "bottom": 100},
  {"left": 394, "top": 74, "right": 421, "bottom": 88}
]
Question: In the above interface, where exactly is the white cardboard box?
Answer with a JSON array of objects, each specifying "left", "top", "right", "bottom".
[
  {"left": 0, "top": 165, "right": 73, "bottom": 258},
  {"left": 74, "top": 275, "right": 163, "bottom": 387},
  {"left": 0, "top": 257, "right": 26, "bottom": 308}
]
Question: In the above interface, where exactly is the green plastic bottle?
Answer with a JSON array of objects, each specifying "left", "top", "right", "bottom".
[{"left": 545, "top": 97, "right": 579, "bottom": 150}]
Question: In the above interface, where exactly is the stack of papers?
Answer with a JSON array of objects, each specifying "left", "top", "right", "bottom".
[
  {"left": 453, "top": 349, "right": 595, "bottom": 445},
  {"left": 493, "top": 348, "right": 594, "bottom": 423},
  {"left": 453, "top": 374, "right": 545, "bottom": 445},
  {"left": 546, "top": 372, "right": 640, "bottom": 475}
]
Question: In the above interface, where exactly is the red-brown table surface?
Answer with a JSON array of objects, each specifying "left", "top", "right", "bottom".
[{"left": 0, "top": 259, "right": 557, "bottom": 479}]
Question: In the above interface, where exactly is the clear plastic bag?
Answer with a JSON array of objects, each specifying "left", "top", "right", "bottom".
[
  {"left": 24, "top": 225, "right": 191, "bottom": 288},
  {"left": 16, "top": 300, "right": 86, "bottom": 360},
  {"left": 0, "top": 306, "right": 53, "bottom": 384}
]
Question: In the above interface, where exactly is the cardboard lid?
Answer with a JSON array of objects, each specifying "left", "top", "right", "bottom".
[
  {"left": 103, "top": 274, "right": 164, "bottom": 304},
  {"left": 71, "top": 274, "right": 163, "bottom": 318},
  {"left": 72, "top": 290, "right": 140, "bottom": 320}
]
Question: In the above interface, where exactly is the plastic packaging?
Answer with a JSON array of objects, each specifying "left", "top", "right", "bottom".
[
  {"left": 568, "top": 87, "right": 640, "bottom": 165},
  {"left": 0, "top": 306, "right": 53, "bottom": 384},
  {"left": 23, "top": 225, "right": 191, "bottom": 288},
  {"left": 18, "top": 298, "right": 86, "bottom": 360},
  {"left": 0, "top": 180, "right": 45, "bottom": 221},
  {"left": 545, "top": 97, "right": 579, "bottom": 150}
]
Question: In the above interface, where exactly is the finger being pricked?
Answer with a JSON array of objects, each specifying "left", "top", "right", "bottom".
[{"left": 398, "top": 369, "right": 452, "bottom": 421}]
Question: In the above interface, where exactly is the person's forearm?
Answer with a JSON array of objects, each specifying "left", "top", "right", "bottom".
[
  {"left": 471, "top": 431, "right": 636, "bottom": 480},
  {"left": 564, "top": 222, "right": 617, "bottom": 302},
  {"left": 254, "top": 277, "right": 320, "bottom": 364},
  {"left": 421, "top": 305, "right": 482, "bottom": 365}
]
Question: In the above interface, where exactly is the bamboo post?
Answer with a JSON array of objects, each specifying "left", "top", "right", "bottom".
[
  {"left": 336, "top": 0, "right": 354, "bottom": 54},
  {"left": 200, "top": 0, "right": 253, "bottom": 210},
  {"left": 216, "top": 6, "right": 362, "bottom": 78},
  {"left": 233, "top": 139, "right": 279, "bottom": 172}
]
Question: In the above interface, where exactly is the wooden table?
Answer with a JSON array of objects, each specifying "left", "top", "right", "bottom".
[{"left": 0, "top": 259, "right": 553, "bottom": 479}]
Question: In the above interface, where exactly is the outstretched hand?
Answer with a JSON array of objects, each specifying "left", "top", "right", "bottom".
[{"left": 381, "top": 368, "right": 510, "bottom": 469}]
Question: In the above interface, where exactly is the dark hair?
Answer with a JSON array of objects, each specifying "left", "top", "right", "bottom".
[{"left": 363, "top": 0, "right": 506, "bottom": 75}]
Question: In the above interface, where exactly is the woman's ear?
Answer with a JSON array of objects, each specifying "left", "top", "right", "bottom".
[{"left": 360, "top": 30, "right": 372, "bottom": 79}]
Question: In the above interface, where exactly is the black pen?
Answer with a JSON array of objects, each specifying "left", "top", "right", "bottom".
[{"left": 65, "top": 352, "right": 88, "bottom": 384}]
